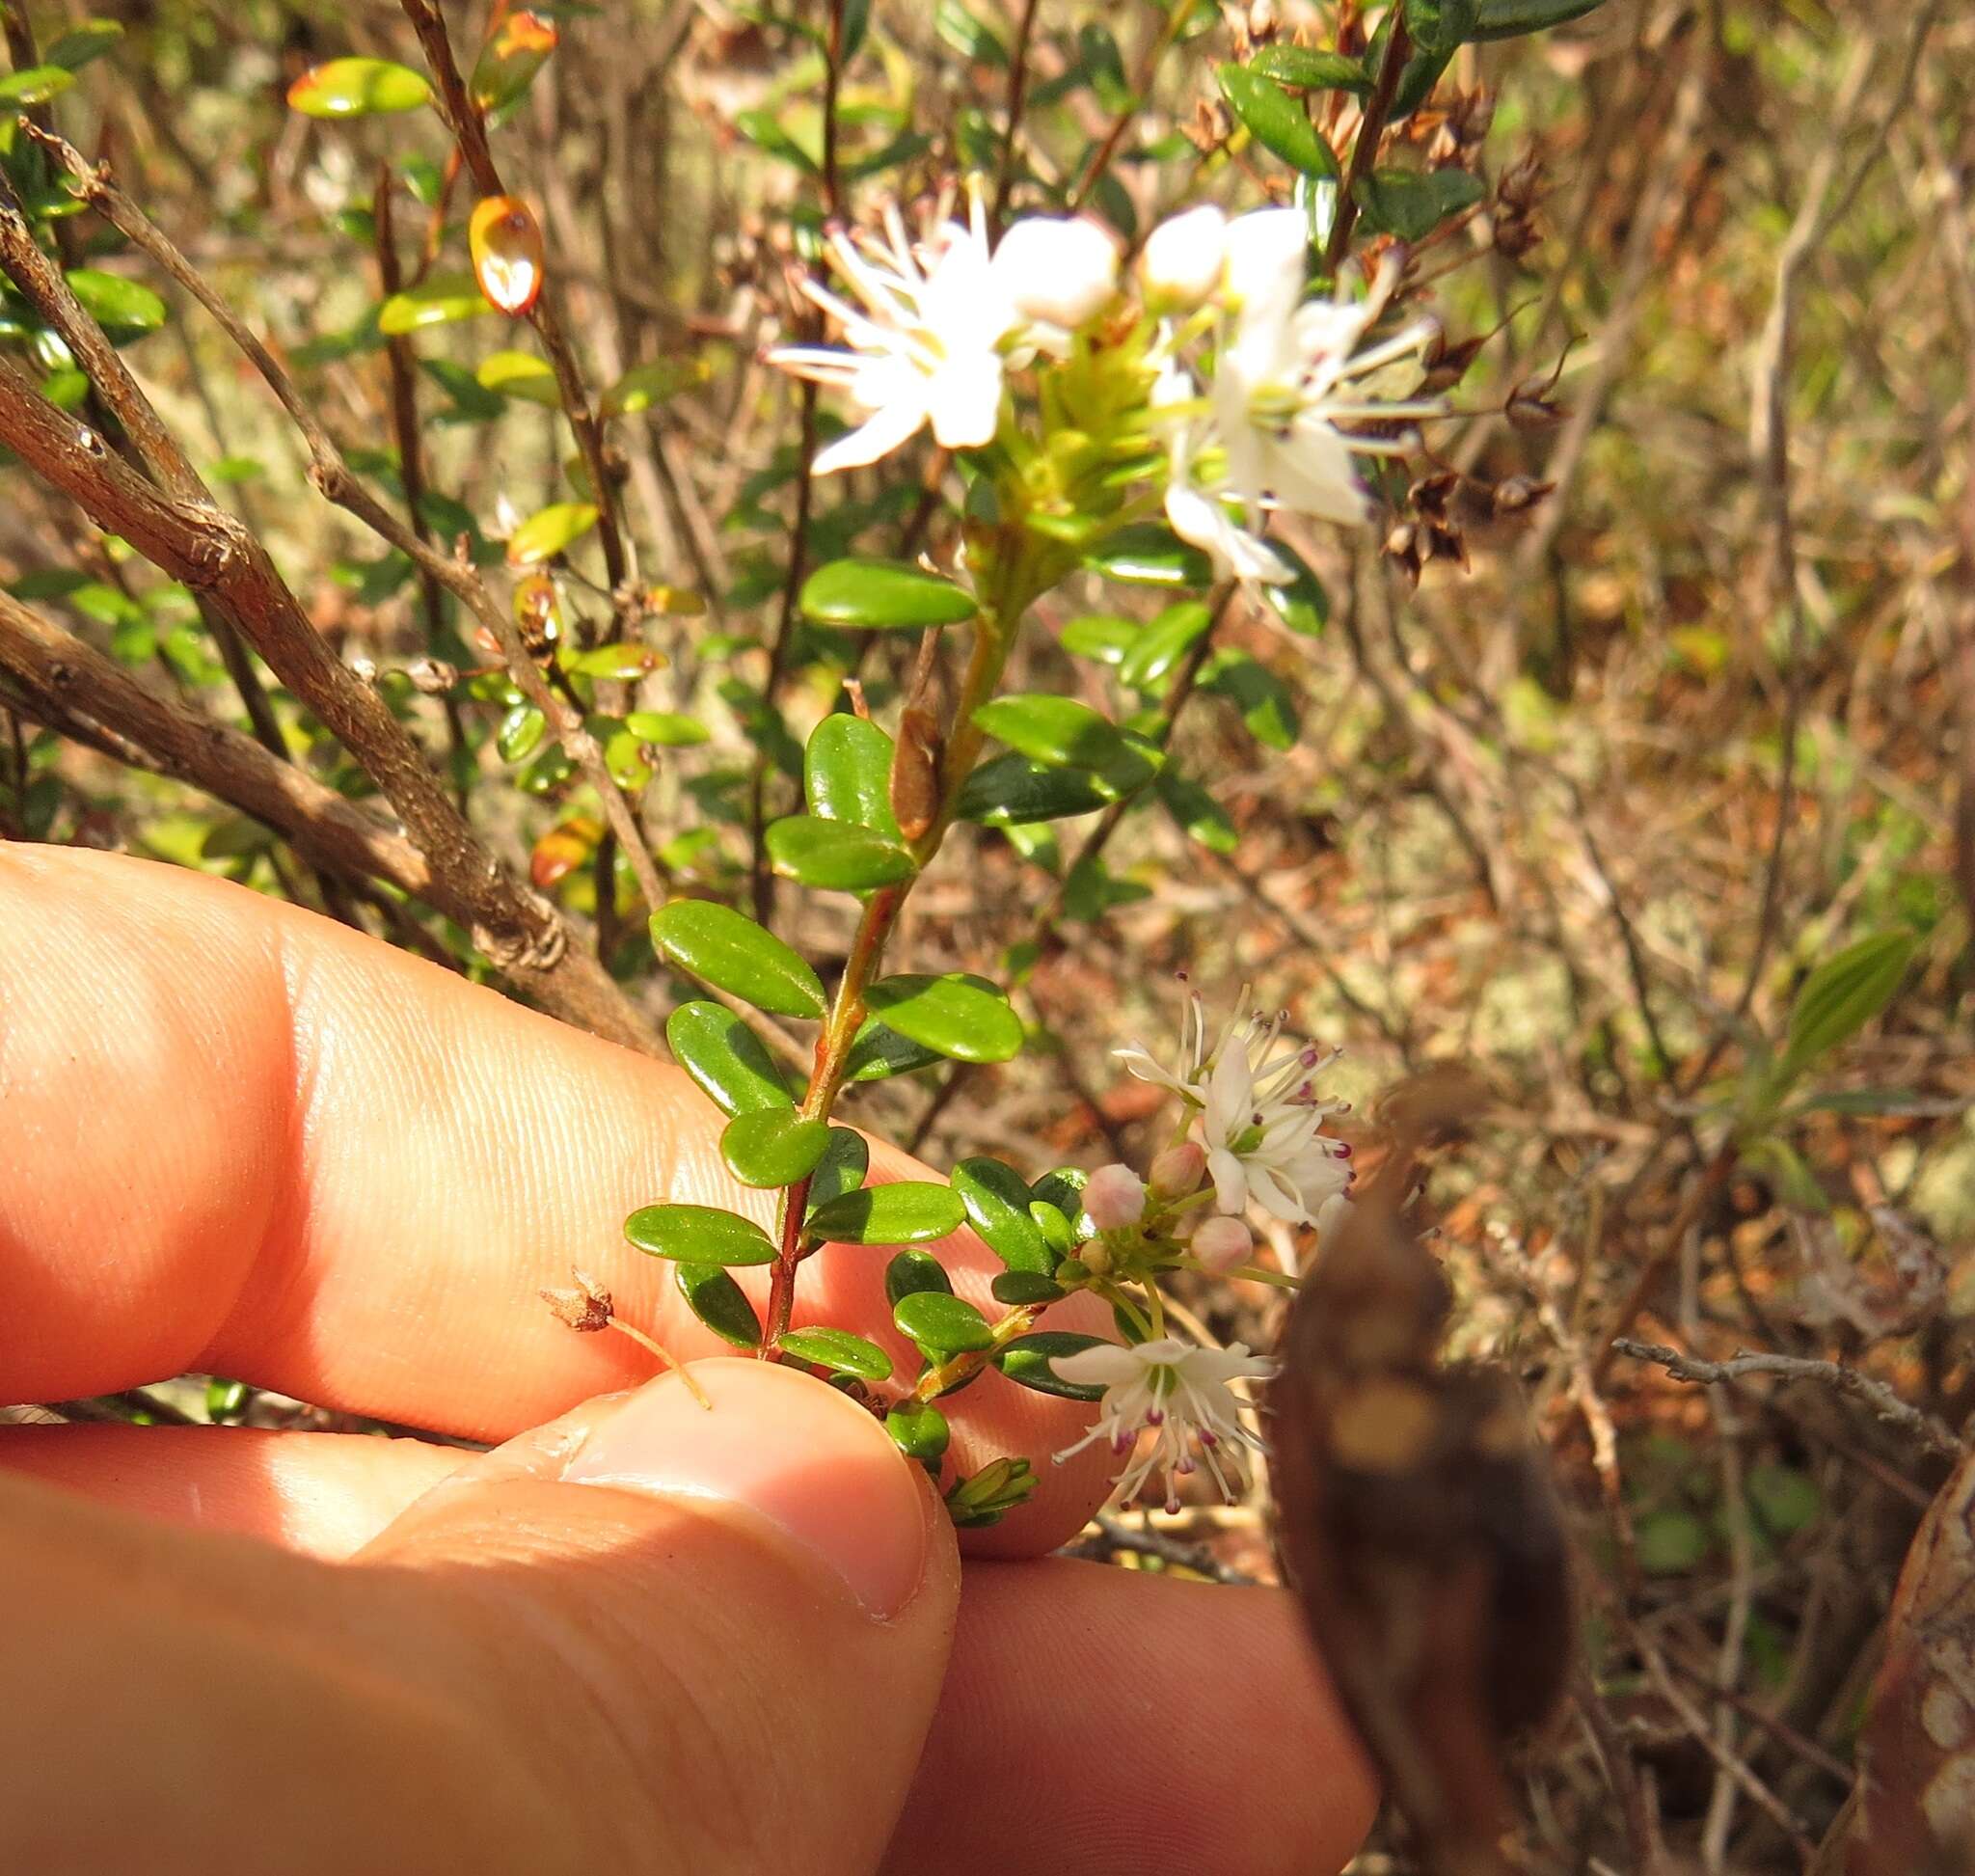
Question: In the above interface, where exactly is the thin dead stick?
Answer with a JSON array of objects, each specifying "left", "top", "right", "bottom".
[{"left": 1617, "top": 1338, "right": 1963, "bottom": 1461}]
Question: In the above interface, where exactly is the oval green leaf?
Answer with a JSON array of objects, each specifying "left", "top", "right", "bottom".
[
  {"left": 287, "top": 57, "right": 433, "bottom": 118},
  {"left": 1119, "top": 600, "right": 1212, "bottom": 691},
  {"left": 972, "top": 694, "right": 1158, "bottom": 800},
  {"left": 883, "top": 1248, "right": 954, "bottom": 1307},
  {"left": 650, "top": 900, "right": 826, "bottom": 1019},
  {"left": 844, "top": 1017, "right": 946, "bottom": 1083},
  {"left": 476, "top": 348, "right": 559, "bottom": 405},
  {"left": 953, "top": 1156, "right": 1052, "bottom": 1275},
  {"left": 719, "top": 1108, "right": 830, "bottom": 1189},
  {"left": 994, "top": 1331, "right": 1111, "bottom": 1401},
  {"left": 1083, "top": 523, "right": 1215, "bottom": 588},
  {"left": 805, "top": 714, "right": 900, "bottom": 837},
  {"left": 885, "top": 1400, "right": 951, "bottom": 1464},
  {"left": 893, "top": 1290, "right": 993, "bottom": 1356},
  {"left": 800, "top": 557, "right": 977, "bottom": 630},
  {"left": 1248, "top": 44, "right": 1372, "bottom": 93},
  {"left": 806, "top": 1181, "right": 966, "bottom": 1246},
  {"left": 1059, "top": 613, "right": 1139, "bottom": 666},
  {"left": 506, "top": 502, "right": 599, "bottom": 567},
  {"left": 805, "top": 1128, "right": 871, "bottom": 1211},
  {"left": 779, "top": 1325, "right": 894, "bottom": 1383},
  {"left": 624, "top": 710, "right": 711, "bottom": 747},
  {"left": 666, "top": 1001, "right": 792, "bottom": 1117},
  {"left": 378, "top": 271, "right": 494, "bottom": 335},
  {"left": 625, "top": 1202, "right": 777, "bottom": 1265},
  {"left": 1352, "top": 167, "right": 1487, "bottom": 242},
  {"left": 991, "top": 1270, "right": 1067, "bottom": 1306},
  {"left": 957, "top": 753, "right": 1113, "bottom": 826},
  {"left": 674, "top": 1262, "right": 762, "bottom": 1348},
  {"left": 766, "top": 814, "right": 914, "bottom": 892},
  {"left": 863, "top": 973, "right": 1023, "bottom": 1065},
  {"left": 1779, "top": 930, "right": 1918, "bottom": 1081},
  {"left": 1216, "top": 64, "right": 1339, "bottom": 179},
  {"left": 64, "top": 269, "right": 167, "bottom": 337},
  {"left": 1472, "top": 0, "right": 1611, "bottom": 38}
]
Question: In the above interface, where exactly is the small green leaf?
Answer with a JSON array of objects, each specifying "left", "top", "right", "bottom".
[
  {"left": 957, "top": 753, "right": 1113, "bottom": 826},
  {"left": 893, "top": 1290, "right": 993, "bottom": 1355},
  {"left": 883, "top": 1249, "right": 954, "bottom": 1307},
  {"left": 0, "top": 64, "right": 74, "bottom": 105},
  {"left": 565, "top": 643, "right": 663, "bottom": 680},
  {"left": 953, "top": 1156, "right": 1052, "bottom": 1275},
  {"left": 625, "top": 1202, "right": 777, "bottom": 1265},
  {"left": 623, "top": 710, "right": 710, "bottom": 747},
  {"left": 1216, "top": 64, "right": 1339, "bottom": 180},
  {"left": 1471, "top": 0, "right": 1612, "bottom": 38},
  {"left": 287, "top": 57, "right": 432, "bottom": 118},
  {"left": 807, "top": 1182, "right": 966, "bottom": 1246},
  {"left": 378, "top": 271, "right": 494, "bottom": 335},
  {"left": 800, "top": 557, "right": 977, "bottom": 629},
  {"left": 863, "top": 973, "right": 1023, "bottom": 1065},
  {"left": 675, "top": 1263, "right": 762, "bottom": 1347},
  {"left": 1258, "top": 544, "right": 1329, "bottom": 637},
  {"left": 44, "top": 20, "right": 124, "bottom": 71},
  {"left": 991, "top": 1270, "right": 1067, "bottom": 1306},
  {"left": 475, "top": 348, "right": 559, "bottom": 405},
  {"left": 601, "top": 359, "right": 710, "bottom": 417},
  {"left": 1085, "top": 523, "right": 1215, "bottom": 587},
  {"left": 766, "top": 814, "right": 915, "bottom": 891},
  {"left": 994, "top": 1331, "right": 1110, "bottom": 1400},
  {"left": 1352, "top": 167, "right": 1487, "bottom": 242},
  {"left": 885, "top": 1400, "right": 951, "bottom": 1464},
  {"left": 1155, "top": 767, "right": 1238, "bottom": 856},
  {"left": 720, "top": 1108, "right": 830, "bottom": 1188},
  {"left": 65, "top": 269, "right": 167, "bottom": 337},
  {"left": 506, "top": 502, "right": 599, "bottom": 567},
  {"left": 497, "top": 702, "right": 547, "bottom": 762},
  {"left": 1247, "top": 44, "right": 1372, "bottom": 93},
  {"left": 1030, "top": 1166, "right": 1090, "bottom": 1221},
  {"left": 650, "top": 900, "right": 827, "bottom": 1019},
  {"left": 1120, "top": 600, "right": 1212, "bottom": 691},
  {"left": 666, "top": 1001, "right": 792, "bottom": 1117},
  {"left": 1203, "top": 648, "right": 1299, "bottom": 750},
  {"left": 1060, "top": 613, "right": 1139, "bottom": 666},
  {"left": 1778, "top": 931, "right": 1918, "bottom": 1081},
  {"left": 844, "top": 1018, "right": 945, "bottom": 1083},
  {"left": 944, "top": 1456, "right": 1037, "bottom": 1527},
  {"left": 1403, "top": 0, "right": 1479, "bottom": 54},
  {"left": 779, "top": 1325, "right": 894, "bottom": 1382},
  {"left": 805, "top": 715, "right": 900, "bottom": 838},
  {"left": 806, "top": 1128, "right": 871, "bottom": 1210},
  {"left": 972, "top": 694, "right": 1160, "bottom": 800}
]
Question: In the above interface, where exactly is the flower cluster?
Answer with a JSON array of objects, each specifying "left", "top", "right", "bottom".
[{"left": 767, "top": 189, "right": 1441, "bottom": 579}]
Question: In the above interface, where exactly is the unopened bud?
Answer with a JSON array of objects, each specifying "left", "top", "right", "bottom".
[
  {"left": 1148, "top": 1139, "right": 1208, "bottom": 1198},
  {"left": 1083, "top": 1162, "right": 1148, "bottom": 1233},
  {"left": 1140, "top": 204, "right": 1229, "bottom": 312},
  {"left": 994, "top": 216, "right": 1120, "bottom": 330},
  {"left": 1193, "top": 1215, "right": 1253, "bottom": 1275},
  {"left": 1314, "top": 1192, "right": 1355, "bottom": 1242}
]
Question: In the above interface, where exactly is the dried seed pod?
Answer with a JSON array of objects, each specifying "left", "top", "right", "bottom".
[
  {"left": 1270, "top": 1114, "right": 1571, "bottom": 1875},
  {"left": 540, "top": 1266, "right": 612, "bottom": 1332}
]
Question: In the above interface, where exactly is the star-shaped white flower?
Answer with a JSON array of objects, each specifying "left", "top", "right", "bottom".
[{"left": 1050, "top": 1336, "right": 1275, "bottom": 1511}]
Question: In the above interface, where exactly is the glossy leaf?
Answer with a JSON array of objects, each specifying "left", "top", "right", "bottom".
[
  {"left": 885, "top": 1400, "right": 951, "bottom": 1464},
  {"left": 807, "top": 1181, "right": 966, "bottom": 1246},
  {"left": 863, "top": 973, "right": 1024, "bottom": 1065},
  {"left": 1030, "top": 1166, "right": 1090, "bottom": 1224},
  {"left": 1472, "top": 0, "right": 1612, "bottom": 37},
  {"left": 1403, "top": 0, "right": 1479, "bottom": 53},
  {"left": 1084, "top": 523, "right": 1215, "bottom": 587},
  {"left": 991, "top": 1270, "right": 1067, "bottom": 1306},
  {"left": 601, "top": 359, "right": 711, "bottom": 417},
  {"left": 844, "top": 1017, "right": 946, "bottom": 1083},
  {"left": 476, "top": 348, "right": 559, "bottom": 404},
  {"left": 1216, "top": 65, "right": 1339, "bottom": 179},
  {"left": 0, "top": 64, "right": 71, "bottom": 104},
  {"left": 957, "top": 753, "right": 1112, "bottom": 826},
  {"left": 1352, "top": 167, "right": 1487, "bottom": 242},
  {"left": 667, "top": 1001, "right": 792, "bottom": 1117},
  {"left": 766, "top": 814, "right": 914, "bottom": 892},
  {"left": 1119, "top": 600, "right": 1211, "bottom": 691},
  {"left": 505, "top": 502, "right": 599, "bottom": 567},
  {"left": 65, "top": 269, "right": 167, "bottom": 337},
  {"left": 624, "top": 710, "right": 710, "bottom": 747},
  {"left": 719, "top": 1108, "right": 829, "bottom": 1189},
  {"left": 675, "top": 1262, "right": 762, "bottom": 1348},
  {"left": 1258, "top": 545, "right": 1329, "bottom": 637},
  {"left": 650, "top": 900, "right": 826, "bottom": 1019},
  {"left": 779, "top": 1326, "right": 893, "bottom": 1382},
  {"left": 1203, "top": 649, "right": 1299, "bottom": 750},
  {"left": 286, "top": 57, "right": 431, "bottom": 117},
  {"left": 894, "top": 1290, "right": 993, "bottom": 1355},
  {"left": 883, "top": 1249, "right": 954, "bottom": 1307},
  {"left": 806, "top": 1128, "right": 871, "bottom": 1210},
  {"left": 799, "top": 557, "right": 977, "bottom": 629},
  {"left": 1060, "top": 613, "right": 1138, "bottom": 666},
  {"left": 972, "top": 695, "right": 1160, "bottom": 800},
  {"left": 496, "top": 702, "right": 547, "bottom": 762},
  {"left": 1248, "top": 44, "right": 1371, "bottom": 93},
  {"left": 625, "top": 1202, "right": 776, "bottom": 1265},
  {"left": 994, "top": 1331, "right": 1111, "bottom": 1401},
  {"left": 470, "top": 196, "right": 546, "bottom": 316},
  {"left": 805, "top": 715, "right": 900, "bottom": 838},
  {"left": 470, "top": 8, "right": 558, "bottom": 117},
  {"left": 953, "top": 1156, "right": 1052, "bottom": 1274},
  {"left": 1778, "top": 931, "right": 1919, "bottom": 1081},
  {"left": 1155, "top": 767, "right": 1238, "bottom": 856},
  {"left": 378, "top": 271, "right": 493, "bottom": 335}
]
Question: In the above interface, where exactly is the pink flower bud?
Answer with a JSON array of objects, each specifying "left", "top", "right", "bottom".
[
  {"left": 1192, "top": 1215, "right": 1253, "bottom": 1275},
  {"left": 1083, "top": 1162, "right": 1148, "bottom": 1232},
  {"left": 1148, "top": 1139, "right": 1207, "bottom": 1198}
]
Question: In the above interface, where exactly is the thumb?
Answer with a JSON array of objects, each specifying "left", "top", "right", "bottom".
[{"left": 357, "top": 1359, "right": 958, "bottom": 1876}]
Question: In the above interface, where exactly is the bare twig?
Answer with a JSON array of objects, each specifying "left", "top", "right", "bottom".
[{"left": 1322, "top": 14, "right": 1412, "bottom": 273}]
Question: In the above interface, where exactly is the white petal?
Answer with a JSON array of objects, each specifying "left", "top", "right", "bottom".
[
  {"left": 1049, "top": 1342, "right": 1146, "bottom": 1386},
  {"left": 926, "top": 350, "right": 1005, "bottom": 449},
  {"left": 1141, "top": 204, "right": 1228, "bottom": 311},
  {"left": 811, "top": 394, "right": 929, "bottom": 475},
  {"left": 1206, "top": 1146, "right": 1248, "bottom": 1214},
  {"left": 992, "top": 216, "right": 1120, "bottom": 330}
]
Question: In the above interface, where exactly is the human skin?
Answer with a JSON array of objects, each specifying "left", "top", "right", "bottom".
[{"left": 0, "top": 843, "right": 1376, "bottom": 1874}]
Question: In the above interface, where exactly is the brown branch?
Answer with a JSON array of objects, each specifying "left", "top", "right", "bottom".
[
  {"left": 0, "top": 590, "right": 431, "bottom": 895},
  {"left": 988, "top": 0, "right": 1042, "bottom": 234},
  {"left": 1321, "top": 14, "right": 1412, "bottom": 273},
  {"left": 396, "top": 0, "right": 630, "bottom": 601},
  {"left": 1616, "top": 1338, "right": 1963, "bottom": 1461}
]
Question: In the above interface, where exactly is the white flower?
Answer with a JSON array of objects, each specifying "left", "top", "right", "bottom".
[
  {"left": 1050, "top": 1336, "right": 1275, "bottom": 1511},
  {"left": 1117, "top": 985, "right": 1352, "bottom": 1228},
  {"left": 767, "top": 193, "right": 1019, "bottom": 474},
  {"left": 1084, "top": 1161, "right": 1147, "bottom": 1232},
  {"left": 991, "top": 215, "right": 1120, "bottom": 331},
  {"left": 1141, "top": 204, "right": 1228, "bottom": 311},
  {"left": 1153, "top": 354, "right": 1295, "bottom": 584}
]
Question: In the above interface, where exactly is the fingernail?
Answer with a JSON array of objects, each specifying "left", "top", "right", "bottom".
[{"left": 558, "top": 1358, "right": 930, "bottom": 1620}]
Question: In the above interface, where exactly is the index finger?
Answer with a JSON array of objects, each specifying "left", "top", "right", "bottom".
[{"left": 0, "top": 844, "right": 1115, "bottom": 1552}]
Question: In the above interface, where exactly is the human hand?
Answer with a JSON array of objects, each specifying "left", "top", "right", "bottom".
[{"left": 0, "top": 844, "right": 1374, "bottom": 1874}]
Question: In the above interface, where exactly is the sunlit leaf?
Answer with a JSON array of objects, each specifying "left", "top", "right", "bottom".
[
  {"left": 625, "top": 1202, "right": 777, "bottom": 1264},
  {"left": 287, "top": 57, "right": 431, "bottom": 118}
]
